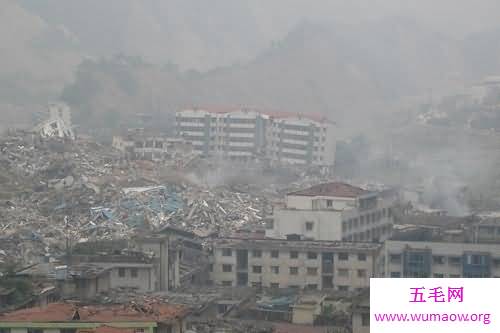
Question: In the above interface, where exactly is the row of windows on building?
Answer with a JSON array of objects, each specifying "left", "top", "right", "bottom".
[
  {"left": 220, "top": 248, "right": 368, "bottom": 261},
  {"left": 389, "top": 271, "right": 465, "bottom": 278},
  {"left": 117, "top": 267, "right": 140, "bottom": 278},
  {"left": 134, "top": 140, "right": 165, "bottom": 148},
  {"left": 269, "top": 132, "right": 327, "bottom": 142},
  {"left": 217, "top": 281, "right": 361, "bottom": 292},
  {"left": 388, "top": 253, "right": 497, "bottom": 266},
  {"left": 341, "top": 208, "right": 392, "bottom": 232},
  {"left": 214, "top": 116, "right": 256, "bottom": 122},
  {"left": 271, "top": 123, "right": 328, "bottom": 131},
  {"left": 177, "top": 116, "right": 261, "bottom": 124},
  {"left": 476, "top": 226, "right": 500, "bottom": 236},
  {"left": 216, "top": 263, "right": 368, "bottom": 278}
]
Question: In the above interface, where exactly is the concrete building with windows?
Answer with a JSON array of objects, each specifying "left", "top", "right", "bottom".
[
  {"left": 350, "top": 291, "right": 370, "bottom": 333},
  {"left": 61, "top": 262, "right": 156, "bottom": 300},
  {"left": 267, "top": 115, "right": 335, "bottom": 167},
  {"left": 175, "top": 107, "right": 269, "bottom": 160},
  {"left": 112, "top": 130, "right": 193, "bottom": 161},
  {"left": 380, "top": 219, "right": 500, "bottom": 278},
  {"left": 381, "top": 239, "right": 500, "bottom": 278},
  {"left": 209, "top": 238, "right": 381, "bottom": 292},
  {"left": 266, "top": 182, "right": 394, "bottom": 242},
  {"left": 175, "top": 107, "right": 336, "bottom": 167}
]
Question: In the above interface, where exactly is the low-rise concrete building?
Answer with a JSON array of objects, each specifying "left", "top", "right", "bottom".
[
  {"left": 379, "top": 219, "right": 500, "bottom": 278},
  {"left": 209, "top": 238, "right": 380, "bottom": 292},
  {"left": 134, "top": 235, "right": 181, "bottom": 292},
  {"left": 112, "top": 130, "right": 194, "bottom": 162},
  {"left": 351, "top": 291, "right": 370, "bottom": 333},
  {"left": 267, "top": 182, "right": 394, "bottom": 242},
  {"left": 64, "top": 262, "right": 156, "bottom": 299},
  {"left": 381, "top": 239, "right": 500, "bottom": 278}
]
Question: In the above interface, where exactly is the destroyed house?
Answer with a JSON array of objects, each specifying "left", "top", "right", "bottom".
[
  {"left": 0, "top": 302, "right": 190, "bottom": 333},
  {"left": 267, "top": 182, "right": 394, "bottom": 242},
  {"left": 134, "top": 235, "right": 182, "bottom": 292},
  {"left": 64, "top": 262, "right": 156, "bottom": 299},
  {"left": 210, "top": 238, "right": 380, "bottom": 291},
  {"left": 153, "top": 227, "right": 208, "bottom": 286},
  {"left": 16, "top": 246, "right": 157, "bottom": 301},
  {"left": 112, "top": 131, "right": 193, "bottom": 161}
]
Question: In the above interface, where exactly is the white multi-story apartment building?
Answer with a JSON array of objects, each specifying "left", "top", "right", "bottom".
[
  {"left": 267, "top": 115, "right": 335, "bottom": 166},
  {"left": 175, "top": 108, "right": 267, "bottom": 159},
  {"left": 209, "top": 238, "right": 381, "bottom": 292},
  {"left": 175, "top": 107, "right": 335, "bottom": 167},
  {"left": 266, "top": 182, "right": 394, "bottom": 242},
  {"left": 175, "top": 108, "right": 213, "bottom": 154}
]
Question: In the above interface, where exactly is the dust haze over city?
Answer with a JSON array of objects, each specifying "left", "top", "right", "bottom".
[{"left": 1, "top": 1, "right": 500, "bottom": 332}]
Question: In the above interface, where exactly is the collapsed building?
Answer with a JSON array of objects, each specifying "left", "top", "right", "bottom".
[
  {"left": 112, "top": 129, "right": 195, "bottom": 163},
  {"left": 32, "top": 103, "right": 75, "bottom": 140}
]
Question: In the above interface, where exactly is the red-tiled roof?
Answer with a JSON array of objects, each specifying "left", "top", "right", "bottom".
[
  {"left": 288, "top": 182, "right": 368, "bottom": 198},
  {"left": 0, "top": 303, "right": 189, "bottom": 323}
]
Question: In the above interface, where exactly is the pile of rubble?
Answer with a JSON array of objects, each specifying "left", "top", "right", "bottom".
[
  {"left": 90, "top": 185, "right": 183, "bottom": 231},
  {"left": 0, "top": 127, "right": 331, "bottom": 266},
  {"left": 163, "top": 187, "right": 272, "bottom": 236},
  {"left": 0, "top": 130, "right": 277, "bottom": 264},
  {"left": 0, "top": 131, "right": 134, "bottom": 264}
]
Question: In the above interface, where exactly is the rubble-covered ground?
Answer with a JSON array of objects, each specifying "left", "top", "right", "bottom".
[{"left": 0, "top": 130, "right": 331, "bottom": 267}]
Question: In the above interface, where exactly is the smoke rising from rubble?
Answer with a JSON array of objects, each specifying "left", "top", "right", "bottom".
[
  {"left": 184, "top": 160, "right": 297, "bottom": 189},
  {"left": 413, "top": 155, "right": 470, "bottom": 216},
  {"left": 342, "top": 132, "right": 492, "bottom": 217}
]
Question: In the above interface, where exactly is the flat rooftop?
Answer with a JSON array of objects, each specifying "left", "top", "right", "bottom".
[
  {"left": 287, "top": 182, "right": 369, "bottom": 198},
  {"left": 179, "top": 107, "right": 333, "bottom": 124},
  {"left": 212, "top": 238, "right": 381, "bottom": 252}
]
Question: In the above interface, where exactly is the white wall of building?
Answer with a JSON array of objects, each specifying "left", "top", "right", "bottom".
[
  {"left": 268, "top": 193, "right": 393, "bottom": 242},
  {"left": 268, "top": 209, "right": 342, "bottom": 241},
  {"left": 109, "top": 266, "right": 155, "bottom": 292}
]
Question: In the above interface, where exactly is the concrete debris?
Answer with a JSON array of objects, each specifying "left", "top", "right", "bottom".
[
  {"left": 162, "top": 187, "right": 272, "bottom": 236},
  {"left": 32, "top": 103, "right": 75, "bottom": 140},
  {"left": 0, "top": 129, "right": 331, "bottom": 268},
  {"left": 0, "top": 131, "right": 275, "bottom": 267}
]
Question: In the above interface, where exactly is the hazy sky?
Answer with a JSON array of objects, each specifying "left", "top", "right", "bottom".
[{"left": 253, "top": 0, "right": 500, "bottom": 37}]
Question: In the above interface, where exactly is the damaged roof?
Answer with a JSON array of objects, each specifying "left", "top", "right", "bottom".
[
  {"left": 0, "top": 302, "right": 190, "bottom": 323},
  {"left": 287, "top": 182, "right": 368, "bottom": 198}
]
